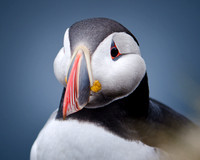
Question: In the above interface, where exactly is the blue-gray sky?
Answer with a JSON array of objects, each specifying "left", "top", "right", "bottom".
[{"left": 0, "top": 0, "right": 200, "bottom": 159}]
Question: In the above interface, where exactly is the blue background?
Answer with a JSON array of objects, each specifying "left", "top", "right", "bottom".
[{"left": 0, "top": 0, "right": 200, "bottom": 159}]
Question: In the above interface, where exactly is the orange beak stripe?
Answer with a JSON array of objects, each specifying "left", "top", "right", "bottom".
[{"left": 63, "top": 52, "right": 82, "bottom": 119}]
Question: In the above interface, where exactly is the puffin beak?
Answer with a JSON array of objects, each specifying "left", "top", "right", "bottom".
[{"left": 63, "top": 46, "right": 93, "bottom": 119}]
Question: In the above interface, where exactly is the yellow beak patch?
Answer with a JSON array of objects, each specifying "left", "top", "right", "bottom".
[{"left": 91, "top": 80, "right": 101, "bottom": 93}]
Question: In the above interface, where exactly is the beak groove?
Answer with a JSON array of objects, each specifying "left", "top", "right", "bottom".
[{"left": 63, "top": 47, "right": 92, "bottom": 119}]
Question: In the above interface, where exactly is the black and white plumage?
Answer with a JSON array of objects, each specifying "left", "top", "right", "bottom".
[{"left": 30, "top": 18, "right": 197, "bottom": 160}]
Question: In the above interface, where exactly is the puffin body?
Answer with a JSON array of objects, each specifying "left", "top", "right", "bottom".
[{"left": 30, "top": 18, "right": 196, "bottom": 160}]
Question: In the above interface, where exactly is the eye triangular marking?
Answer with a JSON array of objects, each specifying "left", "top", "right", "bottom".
[
  {"left": 110, "top": 40, "right": 121, "bottom": 61},
  {"left": 111, "top": 40, "right": 115, "bottom": 48}
]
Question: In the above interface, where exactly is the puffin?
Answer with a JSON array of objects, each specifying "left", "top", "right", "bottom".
[{"left": 30, "top": 18, "right": 197, "bottom": 160}]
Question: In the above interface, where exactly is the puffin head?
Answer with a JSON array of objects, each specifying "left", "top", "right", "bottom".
[{"left": 54, "top": 18, "right": 146, "bottom": 119}]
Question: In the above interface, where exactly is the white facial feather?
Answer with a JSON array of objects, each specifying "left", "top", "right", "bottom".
[
  {"left": 53, "top": 29, "right": 71, "bottom": 86},
  {"left": 54, "top": 30, "right": 146, "bottom": 108},
  {"left": 113, "top": 32, "right": 140, "bottom": 55},
  {"left": 88, "top": 32, "right": 146, "bottom": 107}
]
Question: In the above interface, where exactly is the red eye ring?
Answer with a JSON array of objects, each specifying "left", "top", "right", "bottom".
[{"left": 110, "top": 41, "right": 121, "bottom": 60}]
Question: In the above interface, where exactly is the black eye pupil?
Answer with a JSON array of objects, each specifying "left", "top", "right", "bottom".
[{"left": 111, "top": 47, "right": 118, "bottom": 57}]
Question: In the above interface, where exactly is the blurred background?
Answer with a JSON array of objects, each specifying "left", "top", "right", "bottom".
[{"left": 0, "top": 0, "right": 200, "bottom": 159}]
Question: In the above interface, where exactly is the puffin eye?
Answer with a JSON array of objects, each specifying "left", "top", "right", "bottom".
[
  {"left": 111, "top": 47, "right": 119, "bottom": 57},
  {"left": 110, "top": 41, "right": 121, "bottom": 60}
]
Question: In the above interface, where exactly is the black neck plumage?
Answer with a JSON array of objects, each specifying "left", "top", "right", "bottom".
[
  {"left": 56, "top": 73, "right": 196, "bottom": 155},
  {"left": 57, "top": 73, "right": 151, "bottom": 137},
  {"left": 56, "top": 73, "right": 149, "bottom": 120},
  {"left": 56, "top": 73, "right": 150, "bottom": 142}
]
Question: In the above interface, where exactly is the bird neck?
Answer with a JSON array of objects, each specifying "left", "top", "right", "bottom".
[
  {"left": 115, "top": 73, "right": 149, "bottom": 118},
  {"left": 56, "top": 73, "right": 149, "bottom": 119}
]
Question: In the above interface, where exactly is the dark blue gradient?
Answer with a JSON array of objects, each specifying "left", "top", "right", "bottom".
[{"left": 0, "top": 0, "right": 200, "bottom": 159}]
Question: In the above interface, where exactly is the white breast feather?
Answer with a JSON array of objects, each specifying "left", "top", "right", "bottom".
[{"left": 30, "top": 111, "right": 164, "bottom": 160}]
